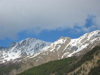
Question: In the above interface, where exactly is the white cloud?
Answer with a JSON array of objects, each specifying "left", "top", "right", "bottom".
[{"left": 0, "top": 0, "right": 100, "bottom": 39}]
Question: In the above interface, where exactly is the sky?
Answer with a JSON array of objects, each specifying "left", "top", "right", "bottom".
[{"left": 0, "top": 0, "right": 100, "bottom": 47}]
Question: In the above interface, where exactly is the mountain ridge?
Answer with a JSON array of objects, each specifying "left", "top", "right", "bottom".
[
  {"left": 0, "top": 30, "right": 100, "bottom": 75},
  {"left": 0, "top": 38, "right": 51, "bottom": 63},
  {"left": 17, "top": 46, "right": 100, "bottom": 75}
]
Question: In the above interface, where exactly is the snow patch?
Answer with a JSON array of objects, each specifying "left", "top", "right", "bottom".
[{"left": 67, "top": 44, "right": 89, "bottom": 57}]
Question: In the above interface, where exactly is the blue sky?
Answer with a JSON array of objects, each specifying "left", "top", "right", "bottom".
[
  {"left": 0, "top": 29, "right": 85, "bottom": 47},
  {"left": 0, "top": 0, "right": 100, "bottom": 47},
  {"left": 0, "top": 27, "right": 97, "bottom": 47}
]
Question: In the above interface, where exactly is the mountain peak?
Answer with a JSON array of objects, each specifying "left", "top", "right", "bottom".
[
  {"left": 59, "top": 36, "right": 71, "bottom": 39},
  {"left": 0, "top": 38, "right": 51, "bottom": 63},
  {"left": 0, "top": 30, "right": 100, "bottom": 64},
  {"left": 0, "top": 30, "right": 100, "bottom": 75}
]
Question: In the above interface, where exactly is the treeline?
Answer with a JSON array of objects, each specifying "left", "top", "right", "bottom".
[{"left": 17, "top": 56, "right": 77, "bottom": 75}]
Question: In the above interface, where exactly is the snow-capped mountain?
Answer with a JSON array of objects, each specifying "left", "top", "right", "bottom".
[
  {"left": 1, "top": 30, "right": 100, "bottom": 75},
  {"left": 23, "top": 30, "right": 100, "bottom": 66},
  {"left": 0, "top": 38, "right": 51, "bottom": 63}
]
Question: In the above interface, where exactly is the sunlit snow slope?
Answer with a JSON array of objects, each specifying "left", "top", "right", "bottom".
[{"left": 0, "top": 38, "right": 51, "bottom": 63}]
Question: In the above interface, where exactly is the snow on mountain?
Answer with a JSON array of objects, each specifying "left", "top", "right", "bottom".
[
  {"left": 0, "top": 30, "right": 100, "bottom": 75},
  {"left": 24, "top": 30, "right": 100, "bottom": 66},
  {"left": 0, "top": 38, "right": 51, "bottom": 63},
  {"left": 62, "top": 30, "right": 100, "bottom": 57},
  {"left": 0, "top": 30, "right": 100, "bottom": 65}
]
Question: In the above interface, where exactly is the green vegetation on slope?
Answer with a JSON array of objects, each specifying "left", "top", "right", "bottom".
[
  {"left": 67, "top": 46, "right": 100, "bottom": 75},
  {"left": 18, "top": 46, "right": 100, "bottom": 75},
  {"left": 67, "top": 46, "right": 100, "bottom": 73},
  {"left": 88, "top": 59, "right": 100, "bottom": 75},
  {"left": 88, "top": 65, "right": 100, "bottom": 75},
  {"left": 17, "top": 56, "right": 77, "bottom": 75}
]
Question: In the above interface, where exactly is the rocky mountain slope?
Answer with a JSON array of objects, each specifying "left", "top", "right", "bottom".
[
  {"left": 23, "top": 30, "right": 100, "bottom": 66},
  {"left": 0, "top": 30, "right": 100, "bottom": 75},
  {"left": 67, "top": 46, "right": 100, "bottom": 75},
  {"left": 0, "top": 38, "right": 51, "bottom": 63},
  {"left": 17, "top": 46, "right": 100, "bottom": 75}
]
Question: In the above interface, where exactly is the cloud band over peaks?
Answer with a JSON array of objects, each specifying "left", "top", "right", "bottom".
[{"left": 0, "top": 0, "right": 100, "bottom": 39}]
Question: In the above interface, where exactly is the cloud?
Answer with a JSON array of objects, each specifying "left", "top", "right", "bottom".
[
  {"left": 74, "top": 14, "right": 99, "bottom": 33},
  {"left": 0, "top": 0, "right": 100, "bottom": 39}
]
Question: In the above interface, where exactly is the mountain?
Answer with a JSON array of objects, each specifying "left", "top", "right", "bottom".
[
  {"left": 23, "top": 30, "right": 100, "bottom": 66},
  {"left": 17, "top": 46, "right": 100, "bottom": 75},
  {"left": 0, "top": 38, "right": 51, "bottom": 63},
  {"left": 0, "top": 30, "right": 100, "bottom": 75},
  {"left": 67, "top": 46, "right": 100, "bottom": 75}
]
